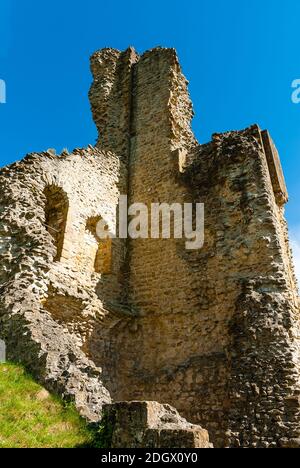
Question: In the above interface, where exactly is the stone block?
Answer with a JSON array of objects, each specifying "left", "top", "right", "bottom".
[{"left": 102, "top": 401, "right": 213, "bottom": 448}]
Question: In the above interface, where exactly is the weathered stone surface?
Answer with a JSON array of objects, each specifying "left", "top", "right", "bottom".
[
  {"left": 280, "top": 438, "right": 300, "bottom": 448},
  {"left": 102, "top": 401, "right": 212, "bottom": 448},
  {"left": 0, "top": 46, "right": 299, "bottom": 448},
  {"left": 0, "top": 147, "right": 126, "bottom": 420}
]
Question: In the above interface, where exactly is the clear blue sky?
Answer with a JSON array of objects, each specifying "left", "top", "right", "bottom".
[{"left": 0, "top": 0, "right": 299, "bottom": 260}]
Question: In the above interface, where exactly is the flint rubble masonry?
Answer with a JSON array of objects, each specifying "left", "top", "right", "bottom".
[{"left": 0, "top": 46, "right": 299, "bottom": 448}]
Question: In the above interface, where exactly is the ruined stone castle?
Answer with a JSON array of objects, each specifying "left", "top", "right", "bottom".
[{"left": 0, "top": 46, "right": 299, "bottom": 448}]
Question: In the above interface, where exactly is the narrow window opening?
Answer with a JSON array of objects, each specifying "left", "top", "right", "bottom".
[
  {"left": 86, "top": 217, "right": 112, "bottom": 275},
  {"left": 44, "top": 185, "right": 69, "bottom": 262}
]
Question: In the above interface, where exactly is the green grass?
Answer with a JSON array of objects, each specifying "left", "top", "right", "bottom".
[{"left": 0, "top": 363, "right": 100, "bottom": 448}]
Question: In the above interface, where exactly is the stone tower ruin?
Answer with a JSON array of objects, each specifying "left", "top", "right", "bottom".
[{"left": 0, "top": 46, "right": 299, "bottom": 448}]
